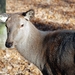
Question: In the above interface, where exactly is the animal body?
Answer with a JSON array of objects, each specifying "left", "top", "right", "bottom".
[{"left": 0, "top": 9, "right": 75, "bottom": 75}]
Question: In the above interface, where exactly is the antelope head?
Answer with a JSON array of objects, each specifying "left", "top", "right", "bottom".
[{"left": 0, "top": 9, "right": 34, "bottom": 48}]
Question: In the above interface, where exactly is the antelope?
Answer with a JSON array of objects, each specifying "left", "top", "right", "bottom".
[{"left": 0, "top": 9, "right": 75, "bottom": 75}]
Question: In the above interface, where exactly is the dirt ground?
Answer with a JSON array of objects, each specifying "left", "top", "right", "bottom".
[{"left": 0, "top": 0, "right": 75, "bottom": 75}]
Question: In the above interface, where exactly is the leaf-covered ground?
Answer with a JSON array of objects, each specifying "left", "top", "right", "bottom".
[
  {"left": 0, "top": 0, "right": 75, "bottom": 75},
  {"left": 6, "top": 0, "right": 75, "bottom": 30},
  {"left": 0, "top": 48, "right": 42, "bottom": 75}
]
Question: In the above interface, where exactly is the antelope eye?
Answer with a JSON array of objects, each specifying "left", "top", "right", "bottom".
[{"left": 21, "top": 24, "right": 24, "bottom": 27}]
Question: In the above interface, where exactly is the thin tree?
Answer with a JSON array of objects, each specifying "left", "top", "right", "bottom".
[{"left": 0, "top": 0, "right": 6, "bottom": 13}]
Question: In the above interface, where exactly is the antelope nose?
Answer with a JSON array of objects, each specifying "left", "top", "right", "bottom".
[{"left": 5, "top": 42, "right": 13, "bottom": 48}]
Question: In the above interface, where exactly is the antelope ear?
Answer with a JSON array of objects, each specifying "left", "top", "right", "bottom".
[
  {"left": 22, "top": 9, "right": 35, "bottom": 20},
  {"left": 0, "top": 13, "right": 8, "bottom": 22}
]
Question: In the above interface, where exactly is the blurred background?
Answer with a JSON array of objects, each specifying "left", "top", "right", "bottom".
[
  {"left": 6, "top": 0, "right": 75, "bottom": 30},
  {"left": 0, "top": 0, "right": 7, "bottom": 50},
  {"left": 0, "top": 0, "right": 75, "bottom": 75}
]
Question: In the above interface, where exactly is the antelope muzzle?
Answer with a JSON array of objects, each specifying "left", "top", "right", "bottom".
[{"left": 5, "top": 42, "right": 13, "bottom": 48}]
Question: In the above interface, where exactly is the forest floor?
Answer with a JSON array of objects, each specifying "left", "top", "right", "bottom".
[
  {"left": 6, "top": 0, "right": 75, "bottom": 30},
  {"left": 0, "top": 0, "right": 75, "bottom": 75}
]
